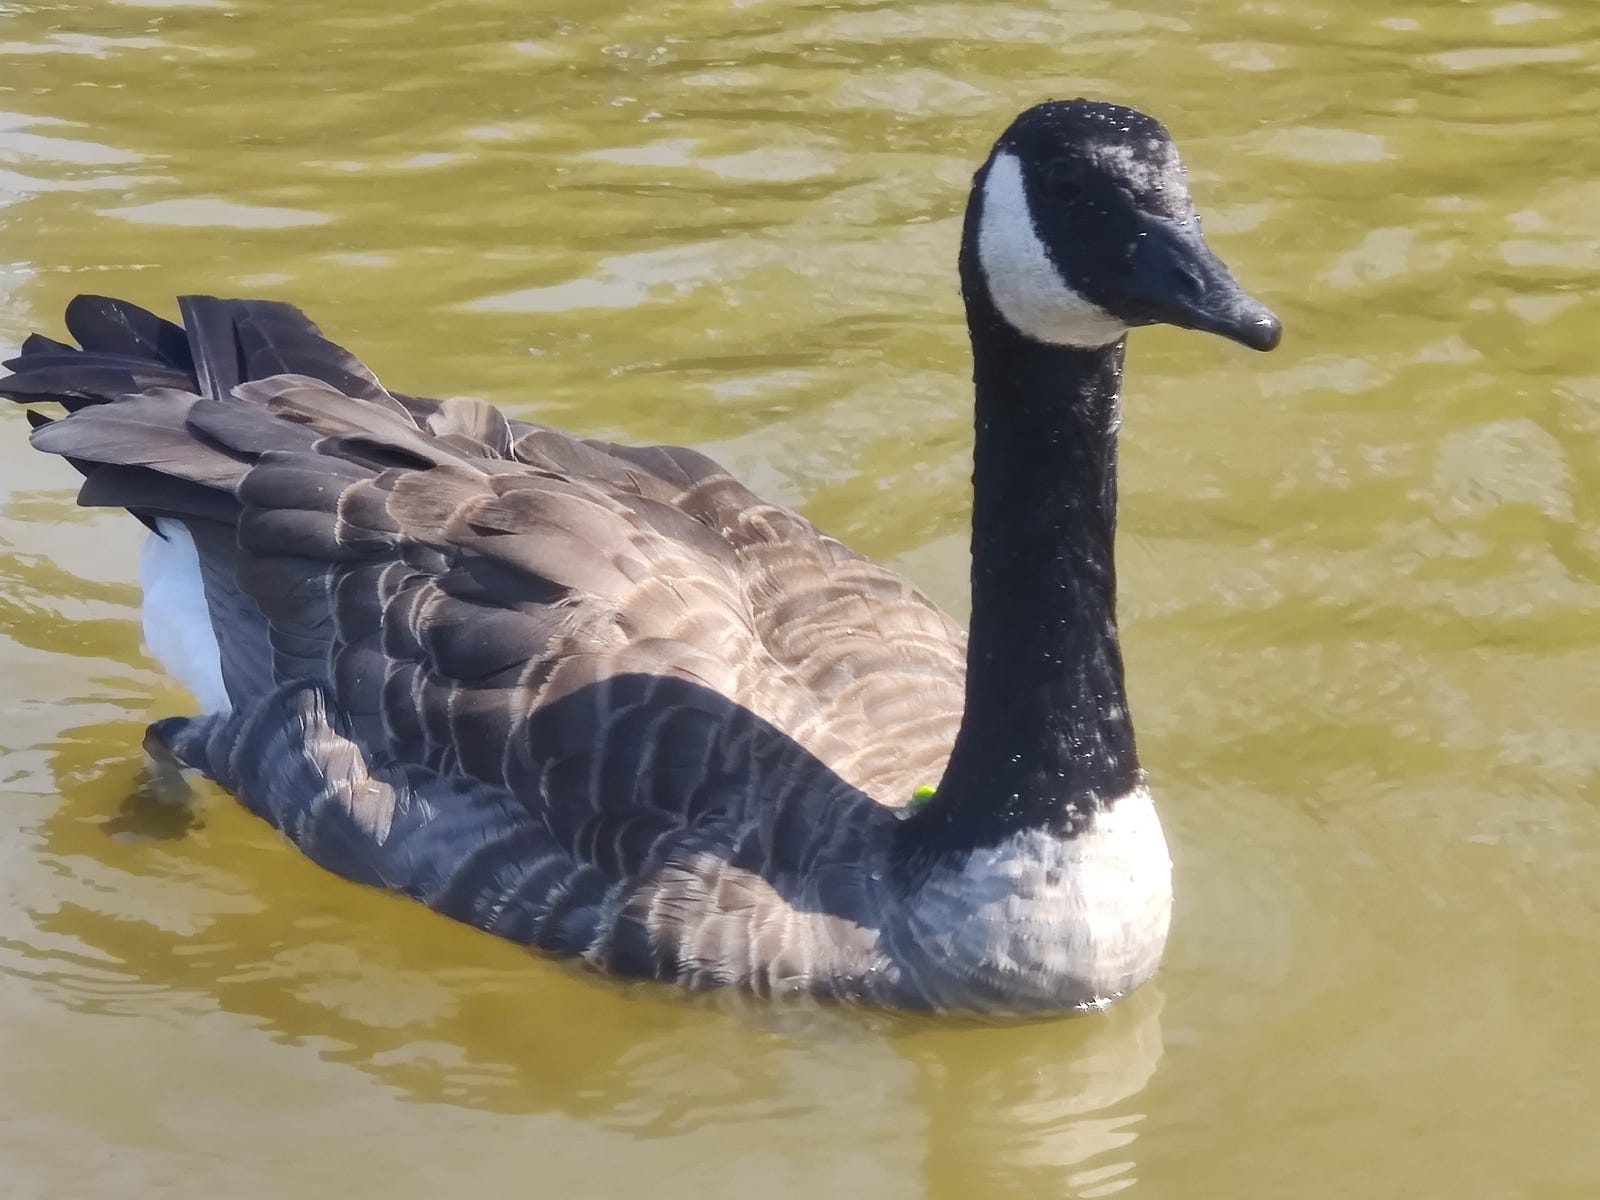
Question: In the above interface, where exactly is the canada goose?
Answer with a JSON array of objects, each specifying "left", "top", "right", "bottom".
[{"left": 1, "top": 100, "right": 1278, "bottom": 1014}]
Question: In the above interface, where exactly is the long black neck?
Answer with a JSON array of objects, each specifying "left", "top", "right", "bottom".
[{"left": 902, "top": 209, "right": 1142, "bottom": 859}]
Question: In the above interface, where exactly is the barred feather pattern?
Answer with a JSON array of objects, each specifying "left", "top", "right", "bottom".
[{"left": 3, "top": 295, "right": 1168, "bottom": 1012}]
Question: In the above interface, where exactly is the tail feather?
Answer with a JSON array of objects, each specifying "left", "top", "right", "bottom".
[
  {"left": 175, "top": 294, "right": 249, "bottom": 401},
  {"left": 20, "top": 332, "right": 76, "bottom": 356},
  {"left": 64, "top": 294, "right": 192, "bottom": 368},
  {"left": 0, "top": 358, "right": 194, "bottom": 410},
  {"left": 77, "top": 465, "right": 240, "bottom": 525},
  {"left": 248, "top": 347, "right": 391, "bottom": 406},
  {"left": 1, "top": 293, "right": 424, "bottom": 545},
  {"left": 2, "top": 294, "right": 409, "bottom": 504},
  {"left": 2, "top": 293, "right": 419, "bottom": 711},
  {"left": 28, "top": 389, "right": 246, "bottom": 489},
  {"left": 180, "top": 295, "right": 395, "bottom": 406}
]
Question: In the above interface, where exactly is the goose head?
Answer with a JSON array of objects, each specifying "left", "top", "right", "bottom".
[{"left": 964, "top": 99, "right": 1281, "bottom": 353}]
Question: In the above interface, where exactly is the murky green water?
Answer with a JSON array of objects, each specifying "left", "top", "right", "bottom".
[{"left": 1, "top": 0, "right": 1597, "bottom": 1195}]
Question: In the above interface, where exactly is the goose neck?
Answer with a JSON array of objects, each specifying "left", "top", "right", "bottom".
[{"left": 904, "top": 280, "right": 1142, "bottom": 859}]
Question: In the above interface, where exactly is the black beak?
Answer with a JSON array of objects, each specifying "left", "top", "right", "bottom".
[{"left": 1115, "top": 214, "right": 1281, "bottom": 352}]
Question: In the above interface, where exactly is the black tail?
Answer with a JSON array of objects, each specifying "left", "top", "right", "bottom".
[
  {"left": 1, "top": 296, "right": 195, "bottom": 417},
  {"left": 0, "top": 294, "right": 433, "bottom": 523},
  {"left": 0, "top": 294, "right": 392, "bottom": 411},
  {"left": 0, "top": 294, "right": 453, "bottom": 707}
]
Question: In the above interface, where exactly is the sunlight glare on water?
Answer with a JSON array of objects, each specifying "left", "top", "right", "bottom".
[{"left": 1, "top": 0, "right": 1598, "bottom": 1197}]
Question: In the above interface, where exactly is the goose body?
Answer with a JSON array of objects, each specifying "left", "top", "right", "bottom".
[{"left": 1, "top": 100, "right": 1278, "bottom": 1014}]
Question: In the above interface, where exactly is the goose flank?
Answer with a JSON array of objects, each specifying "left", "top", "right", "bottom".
[{"left": 0, "top": 100, "right": 1280, "bottom": 1014}]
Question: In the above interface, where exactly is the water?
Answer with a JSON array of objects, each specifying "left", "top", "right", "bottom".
[{"left": 2, "top": 0, "right": 1598, "bottom": 1196}]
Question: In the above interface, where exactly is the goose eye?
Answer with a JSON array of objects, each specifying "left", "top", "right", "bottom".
[{"left": 1041, "top": 161, "right": 1085, "bottom": 202}]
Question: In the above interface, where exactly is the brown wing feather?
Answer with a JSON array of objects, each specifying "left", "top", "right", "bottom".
[
  {"left": 575, "top": 437, "right": 968, "bottom": 801},
  {"left": 2, "top": 294, "right": 967, "bottom": 994}
]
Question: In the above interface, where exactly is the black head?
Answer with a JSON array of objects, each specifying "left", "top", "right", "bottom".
[{"left": 965, "top": 99, "right": 1281, "bottom": 352}]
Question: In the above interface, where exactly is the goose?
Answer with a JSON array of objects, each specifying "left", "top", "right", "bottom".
[{"left": 0, "top": 99, "right": 1279, "bottom": 1015}]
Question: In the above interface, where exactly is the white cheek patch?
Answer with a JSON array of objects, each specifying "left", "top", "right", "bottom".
[{"left": 975, "top": 150, "right": 1128, "bottom": 349}]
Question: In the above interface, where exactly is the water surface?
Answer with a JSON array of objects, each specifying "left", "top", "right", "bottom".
[{"left": 1, "top": 1, "right": 1598, "bottom": 1196}]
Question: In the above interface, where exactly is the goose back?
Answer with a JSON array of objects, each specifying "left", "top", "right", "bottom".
[{"left": 5, "top": 295, "right": 972, "bottom": 998}]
